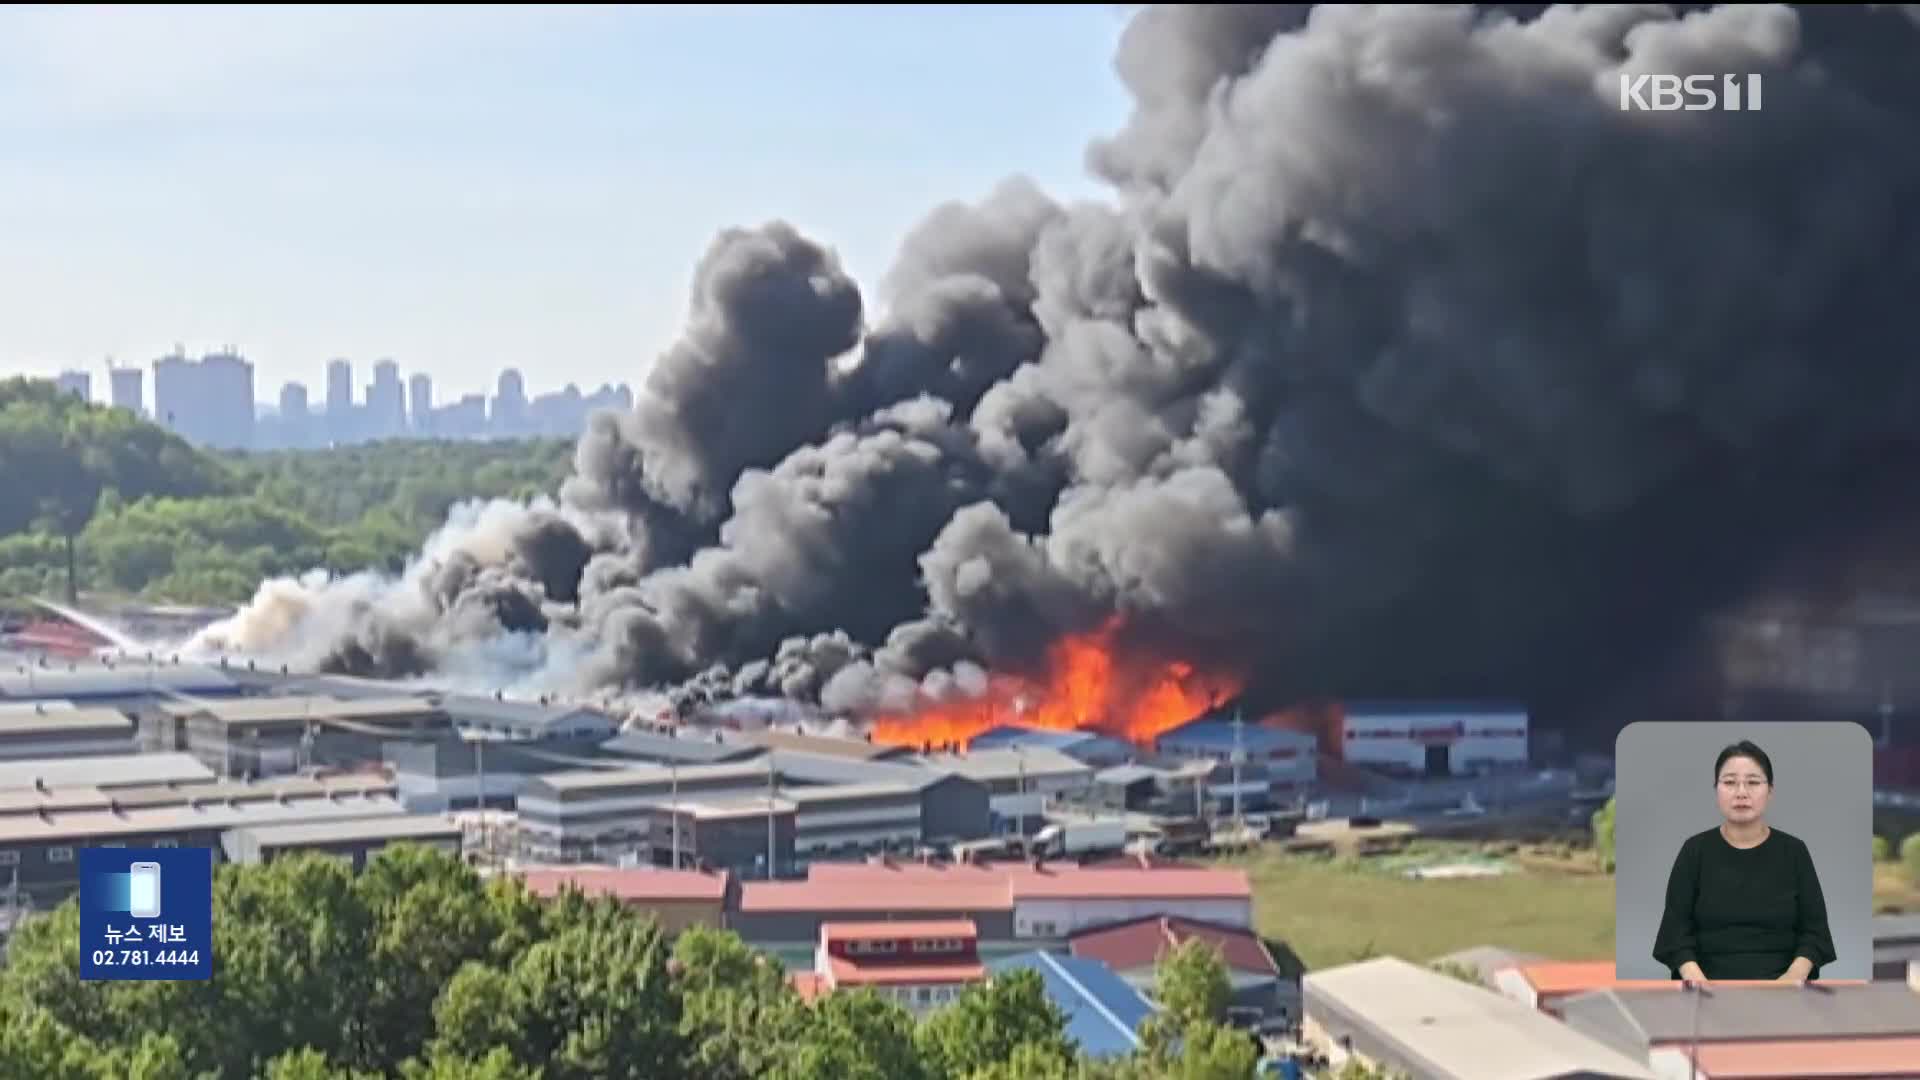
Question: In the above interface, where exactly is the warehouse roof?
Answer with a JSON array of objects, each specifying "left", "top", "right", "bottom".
[
  {"left": 0, "top": 791, "right": 409, "bottom": 844},
  {"left": 1305, "top": 956, "right": 1656, "bottom": 1080},
  {"left": 157, "top": 695, "right": 446, "bottom": 725},
  {"left": 779, "top": 781, "right": 918, "bottom": 806},
  {"left": 917, "top": 747, "right": 1093, "bottom": 783},
  {"left": 438, "top": 694, "right": 620, "bottom": 738},
  {"left": 531, "top": 760, "right": 772, "bottom": 794},
  {"left": 0, "top": 706, "right": 133, "bottom": 737},
  {"left": 0, "top": 752, "right": 215, "bottom": 790},
  {"left": 516, "top": 865, "right": 732, "bottom": 903},
  {"left": 598, "top": 730, "right": 761, "bottom": 765},
  {"left": 1343, "top": 700, "right": 1528, "bottom": 717},
  {"left": 987, "top": 951, "right": 1154, "bottom": 1059},
  {"left": 0, "top": 663, "right": 240, "bottom": 701},
  {"left": 228, "top": 813, "right": 461, "bottom": 848},
  {"left": 1555, "top": 982, "right": 1920, "bottom": 1050},
  {"left": 1070, "top": 915, "right": 1279, "bottom": 977},
  {"left": 741, "top": 861, "right": 1252, "bottom": 913},
  {"left": 1153, "top": 719, "right": 1317, "bottom": 754},
  {"left": 735, "top": 728, "right": 910, "bottom": 762}
]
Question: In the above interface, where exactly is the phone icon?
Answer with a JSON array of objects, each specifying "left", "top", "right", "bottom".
[{"left": 128, "top": 861, "right": 162, "bottom": 920}]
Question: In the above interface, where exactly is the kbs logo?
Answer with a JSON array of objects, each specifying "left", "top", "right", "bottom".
[{"left": 1619, "top": 73, "right": 1763, "bottom": 112}]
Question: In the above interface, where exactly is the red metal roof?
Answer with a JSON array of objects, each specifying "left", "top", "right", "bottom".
[
  {"left": 822, "top": 919, "right": 978, "bottom": 942},
  {"left": 739, "top": 877, "right": 1013, "bottom": 913},
  {"left": 1509, "top": 961, "right": 1681, "bottom": 996},
  {"left": 516, "top": 865, "right": 730, "bottom": 903},
  {"left": 1069, "top": 915, "right": 1277, "bottom": 976},
  {"left": 825, "top": 956, "right": 987, "bottom": 987},
  {"left": 1692, "top": 1036, "right": 1920, "bottom": 1078}
]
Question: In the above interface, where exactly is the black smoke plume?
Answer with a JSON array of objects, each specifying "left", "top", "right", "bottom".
[{"left": 196, "top": 4, "right": 1920, "bottom": 741}]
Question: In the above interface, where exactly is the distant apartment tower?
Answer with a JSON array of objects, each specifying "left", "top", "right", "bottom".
[
  {"left": 55, "top": 370, "right": 90, "bottom": 402},
  {"left": 278, "top": 382, "right": 311, "bottom": 449},
  {"left": 326, "top": 358, "right": 353, "bottom": 416},
  {"left": 152, "top": 347, "right": 256, "bottom": 450},
  {"left": 367, "top": 359, "right": 405, "bottom": 440},
  {"left": 107, "top": 363, "right": 143, "bottom": 415},
  {"left": 493, "top": 368, "right": 527, "bottom": 437},
  {"left": 408, "top": 373, "right": 433, "bottom": 435}
]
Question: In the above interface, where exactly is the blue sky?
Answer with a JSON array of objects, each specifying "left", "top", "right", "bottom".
[{"left": 0, "top": 4, "right": 1132, "bottom": 403}]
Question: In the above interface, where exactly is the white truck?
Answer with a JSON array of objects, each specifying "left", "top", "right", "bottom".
[{"left": 1031, "top": 820, "right": 1127, "bottom": 858}]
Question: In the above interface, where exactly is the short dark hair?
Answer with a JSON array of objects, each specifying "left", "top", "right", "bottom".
[{"left": 1715, "top": 740, "right": 1774, "bottom": 786}]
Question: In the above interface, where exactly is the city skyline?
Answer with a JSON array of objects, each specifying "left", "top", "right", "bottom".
[
  {"left": 0, "top": 5, "right": 1129, "bottom": 396},
  {"left": 38, "top": 349, "right": 632, "bottom": 451}
]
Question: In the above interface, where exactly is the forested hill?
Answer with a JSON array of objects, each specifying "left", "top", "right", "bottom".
[{"left": 0, "top": 376, "right": 576, "bottom": 605}]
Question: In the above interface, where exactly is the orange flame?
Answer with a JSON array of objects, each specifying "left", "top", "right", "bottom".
[{"left": 867, "top": 618, "right": 1244, "bottom": 749}]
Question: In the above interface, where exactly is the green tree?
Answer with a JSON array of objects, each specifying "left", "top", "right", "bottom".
[
  {"left": 1901, "top": 833, "right": 1920, "bottom": 885},
  {"left": 1592, "top": 797, "right": 1617, "bottom": 872},
  {"left": 1875, "top": 834, "right": 1892, "bottom": 863},
  {"left": 1152, "top": 939, "right": 1232, "bottom": 1028},
  {"left": 917, "top": 968, "right": 1075, "bottom": 1079},
  {"left": 770, "top": 991, "right": 929, "bottom": 1080},
  {"left": 672, "top": 925, "right": 806, "bottom": 1080}
]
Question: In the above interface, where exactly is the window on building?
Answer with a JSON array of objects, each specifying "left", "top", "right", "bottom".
[
  {"left": 916, "top": 986, "right": 932, "bottom": 1005},
  {"left": 47, "top": 846, "right": 73, "bottom": 863},
  {"left": 0, "top": 851, "right": 18, "bottom": 866},
  {"left": 153, "top": 839, "right": 179, "bottom": 848}
]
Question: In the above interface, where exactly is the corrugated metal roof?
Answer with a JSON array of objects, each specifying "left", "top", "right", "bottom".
[
  {"left": 780, "top": 781, "right": 917, "bottom": 805},
  {"left": 516, "top": 865, "right": 732, "bottom": 903},
  {"left": 824, "top": 919, "right": 978, "bottom": 941},
  {"left": 736, "top": 729, "right": 906, "bottom": 761},
  {"left": 157, "top": 695, "right": 444, "bottom": 724},
  {"left": 1096, "top": 764, "right": 1166, "bottom": 786},
  {"left": 0, "top": 752, "right": 215, "bottom": 790},
  {"left": 1069, "top": 915, "right": 1278, "bottom": 976},
  {"left": 1155, "top": 719, "right": 1318, "bottom": 752},
  {"left": 1556, "top": 983, "right": 1920, "bottom": 1046},
  {"left": 918, "top": 747, "right": 1093, "bottom": 782},
  {"left": 0, "top": 707, "right": 132, "bottom": 736},
  {"left": 230, "top": 813, "right": 461, "bottom": 847},
  {"left": 0, "top": 792, "right": 408, "bottom": 844},
  {"left": 1304, "top": 956, "right": 1657, "bottom": 1080},
  {"left": 598, "top": 730, "right": 760, "bottom": 765},
  {"left": 0, "top": 664, "right": 239, "bottom": 700},
  {"left": 1691, "top": 1035, "right": 1920, "bottom": 1077},
  {"left": 438, "top": 694, "right": 619, "bottom": 734},
  {"left": 531, "top": 760, "right": 771, "bottom": 793},
  {"left": 967, "top": 726, "right": 1097, "bottom": 751},
  {"left": 988, "top": 951, "right": 1154, "bottom": 1059},
  {"left": 1342, "top": 700, "right": 1529, "bottom": 717}
]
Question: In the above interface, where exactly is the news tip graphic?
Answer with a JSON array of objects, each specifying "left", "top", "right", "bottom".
[{"left": 78, "top": 847, "right": 213, "bottom": 981}]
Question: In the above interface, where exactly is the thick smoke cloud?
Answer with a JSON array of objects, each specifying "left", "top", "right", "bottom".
[{"left": 196, "top": 4, "right": 1920, "bottom": 737}]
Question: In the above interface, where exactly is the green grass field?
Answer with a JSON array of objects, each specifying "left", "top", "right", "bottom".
[
  {"left": 1222, "top": 840, "right": 1619, "bottom": 970},
  {"left": 1227, "top": 837, "right": 1920, "bottom": 971}
]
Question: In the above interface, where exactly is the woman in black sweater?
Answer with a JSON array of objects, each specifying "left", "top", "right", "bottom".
[{"left": 1650, "top": 739, "right": 1838, "bottom": 983}]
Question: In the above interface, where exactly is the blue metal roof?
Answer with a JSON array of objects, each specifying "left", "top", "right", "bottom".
[
  {"left": 1157, "top": 718, "right": 1316, "bottom": 753},
  {"left": 988, "top": 951, "right": 1155, "bottom": 1058},
  {"left": 968, "top": 725, "right": 1096, "bottom": 751}
]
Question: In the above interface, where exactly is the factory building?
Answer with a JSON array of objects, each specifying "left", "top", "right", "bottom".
[
  {"left": 0, "top": 702, "right": 138, "bottom": 759},
  {"left": 519, "top": 754, "right": 979, "bottom": 871},
  {"left": 1152, "top": 716, "right": 1319, "bottom": 790},
  {"left": 917, "top": 747, "right": 1094, "bottom": 835},
  {"left": 150, "top": 695, "right": 453, "bottom": 778},
  {"left": 0, "top": 775, "right": 405, "bottom": 905},
  {"left": 222, "top": 814, "right": 464, "bottom": 871},
  {"left": 649, "top": 796, "right": 797, "bottom": 878},
  {"left": 1337, "top": 701, "right": 1529, "bottom": 778},
  {"left": 798, "top": 920, "right": 989, "bottom": 1013}
]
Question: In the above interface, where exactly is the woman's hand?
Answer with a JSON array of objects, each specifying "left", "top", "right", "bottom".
[
  {"left": 1777, "top": 957, "right": 1814, "bottom": 984},
  {"left": 1678, "top": 961, "right": 1709, "bottom": 985}
]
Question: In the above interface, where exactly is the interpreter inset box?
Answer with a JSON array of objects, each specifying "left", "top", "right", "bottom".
[
  {"left": 1613, "top": 721, "right": 1870, "bottom": 981},
  {"left": 78, "top": 846, "right": 213, "bottom": 981}
]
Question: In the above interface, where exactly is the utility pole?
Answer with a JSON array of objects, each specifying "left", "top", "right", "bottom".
[
  {"left": 765, "top": 752, "right": 778, "bottom": 880},
  {"left": 1231, "top": 705, "right": 1246, "bottom": 829}
]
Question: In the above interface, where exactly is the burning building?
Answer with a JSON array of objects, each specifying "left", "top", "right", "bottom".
[{"left": 187, "top": 5, "right": 1920, "bottom": 756}]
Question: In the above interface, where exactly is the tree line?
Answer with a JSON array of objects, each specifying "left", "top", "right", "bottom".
[
  {"left": 0, "top": 377, "right": 576, "bottom": 606},
  {"left": 0, "top": 845, "right": 1275, "bottom": 1079}
]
